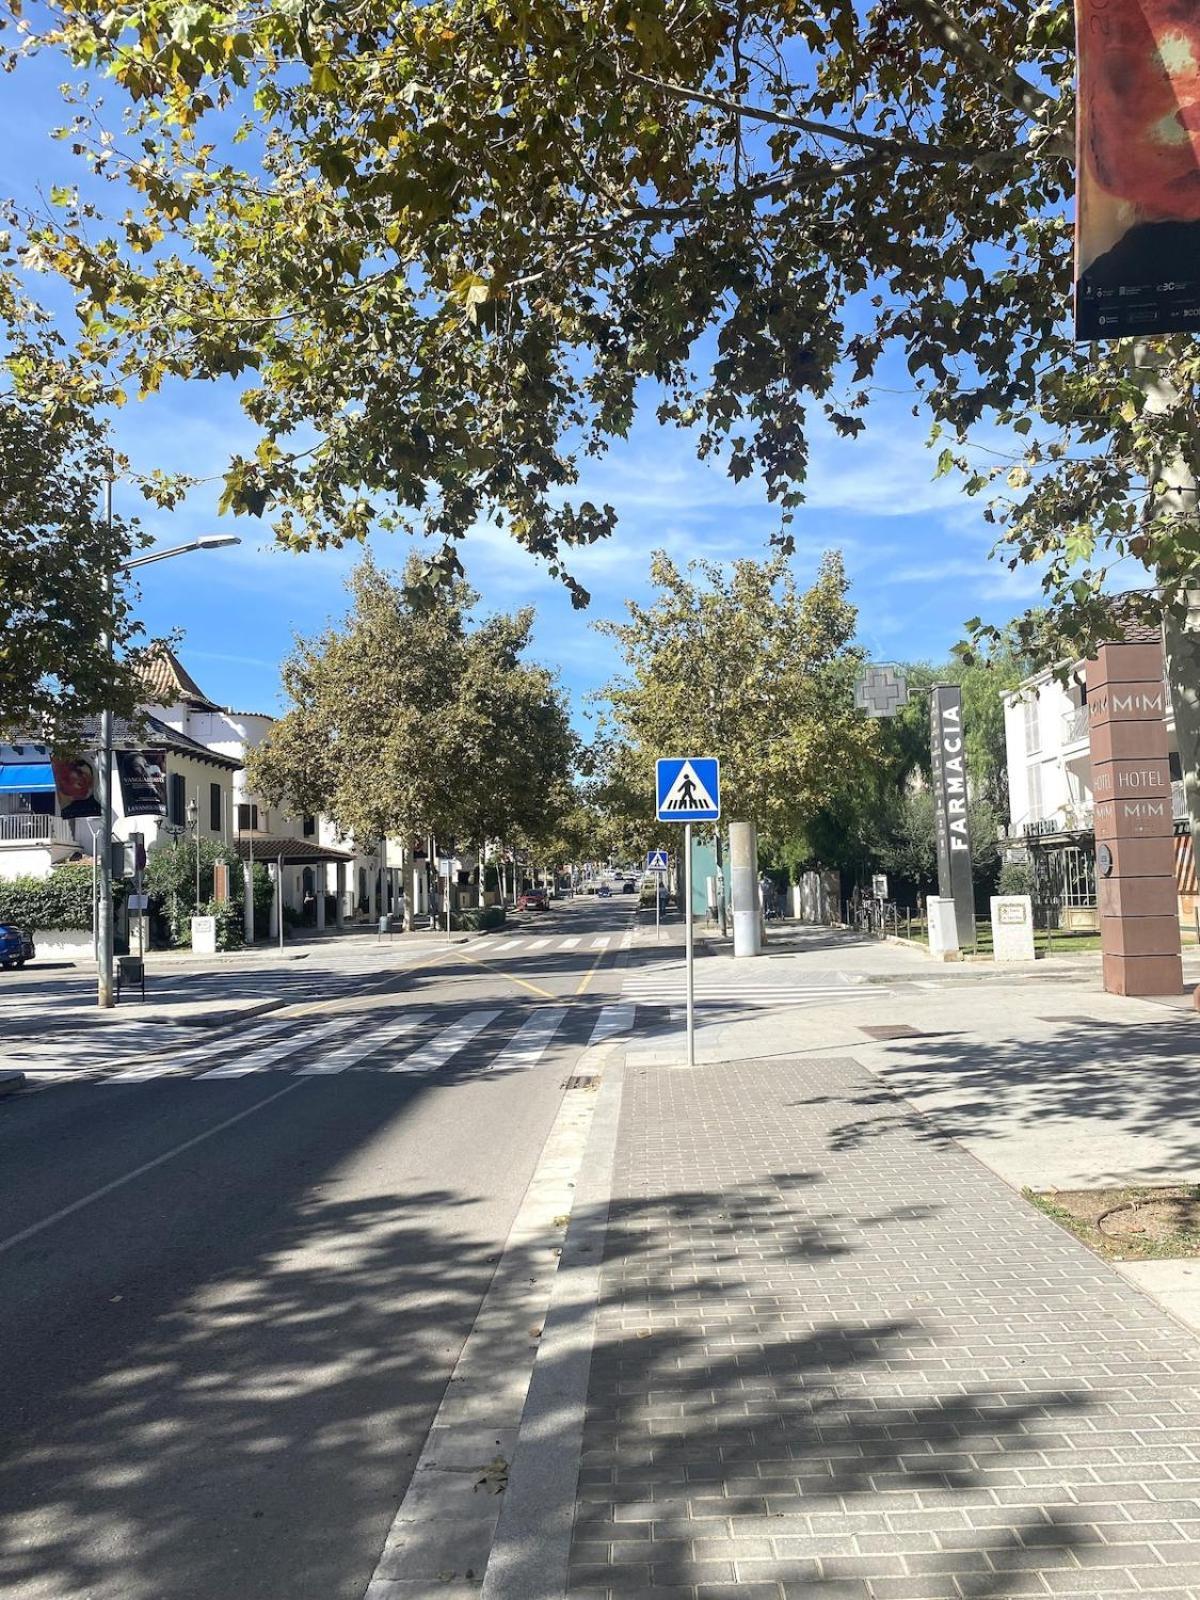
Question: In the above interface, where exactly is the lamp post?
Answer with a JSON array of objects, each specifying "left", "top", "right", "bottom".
[
  {"left": 186, "top": 795, "right": 200, "bottom": 917},
  {"left": 96, "top": 529, "right": 241, "bottom": 1008}
]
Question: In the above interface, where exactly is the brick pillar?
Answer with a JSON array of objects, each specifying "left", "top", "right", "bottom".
[{"left": 1087, "top": 638, "right": 1183, "bottom": 996}]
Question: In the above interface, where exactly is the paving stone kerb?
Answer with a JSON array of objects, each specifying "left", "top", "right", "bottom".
[{"left": 565, "top": 1056, "right": 1200, "bottom": 1600}]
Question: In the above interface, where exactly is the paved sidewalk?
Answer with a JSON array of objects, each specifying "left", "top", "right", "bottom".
[{"left": 565, "top": 1054, "right": 1200, "bottom": 1600}]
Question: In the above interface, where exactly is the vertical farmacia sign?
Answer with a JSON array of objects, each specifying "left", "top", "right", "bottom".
[
  {"left": 930, "top": 687, "right": 974, "bottom": 940},
  {"left": 1075, "top": 0, "right": 1200, "bottom": 338}
]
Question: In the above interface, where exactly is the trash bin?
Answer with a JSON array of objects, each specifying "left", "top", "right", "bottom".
[{"left": 378, "top": 915, "right": 391, "bottom": 938}]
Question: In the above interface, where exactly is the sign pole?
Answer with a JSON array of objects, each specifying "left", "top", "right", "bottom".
[
  {"left": 656, "top": 869, "right": 661, "bottom": 943},
  {"left": 684, "top": 822, "right": 695, "bottom": 1069}
]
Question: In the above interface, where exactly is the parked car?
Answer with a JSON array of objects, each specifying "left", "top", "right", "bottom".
[
  {"left": 621, "top": 880, "right": 636, "bottom": 894},
  {"left": 597, "top": 884, "right": 612, "bottom": 899},
  {"left": 517, "top": 887, "right": 549, "bottom": 912},
  {"left": 0, "top": 924, "right": 34, "bottom": 969}
]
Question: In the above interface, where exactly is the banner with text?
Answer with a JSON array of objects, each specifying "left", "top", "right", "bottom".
[{"left": 1075, "top": 0, "right": 1200, "bottom": 338}]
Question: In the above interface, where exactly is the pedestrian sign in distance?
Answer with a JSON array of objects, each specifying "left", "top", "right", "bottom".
[
  {"left": 646, "top": 848, "right": 669, "bottom": 872},
  {"left": 655, "top": 757, "right": 720, "bottom": 823}
]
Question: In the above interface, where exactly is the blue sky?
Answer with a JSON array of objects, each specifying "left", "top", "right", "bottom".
[{"left": 3, "top": 34, "right": 1048, "bottom": 733}]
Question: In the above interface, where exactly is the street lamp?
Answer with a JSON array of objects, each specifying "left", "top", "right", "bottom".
[
  {"left": 186, "top": 796, "right": 200, "bottom": 916},
  {"left": 95, "top": 513, "right": 242, "bottom": 1008}
]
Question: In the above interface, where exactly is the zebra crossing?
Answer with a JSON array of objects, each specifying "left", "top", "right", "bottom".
[
  {"left": 8, "top": 997, "right": 651, "bottom": 1089},
  {"left": 484, "top": 931, "right": 626, "bottom": 956},
  {"left": 620, "top": 964, "right": 895, "bottom": 1009}
]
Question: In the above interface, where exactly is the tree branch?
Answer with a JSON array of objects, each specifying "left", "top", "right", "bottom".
[
  {"left": 624, "top": 69, "right": 1044, "bottom": 167},
  {"left": 898, "top": 0, "right": 1058, "bottom": 120}
]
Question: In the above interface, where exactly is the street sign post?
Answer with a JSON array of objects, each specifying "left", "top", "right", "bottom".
[
  {"left": 646, "top": 848, "right": 669, "bottom": 942},
  {"left": 654, "top": 758, "right": 721, "bottom": 1067}
]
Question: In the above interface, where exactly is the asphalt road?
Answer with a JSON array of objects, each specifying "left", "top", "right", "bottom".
[{"left": 0, "top": 894, "right": 639, "bottom": 1600}]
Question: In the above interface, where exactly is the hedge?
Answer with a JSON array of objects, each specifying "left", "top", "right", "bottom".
[
  {"left": 451, "top": 905, "right": 507, "bottom": 932},
  {"left": 0, "top": 864, "right": 115, "bottom": 931}
]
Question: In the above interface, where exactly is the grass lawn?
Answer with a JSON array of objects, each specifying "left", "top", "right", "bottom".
[
  {"left": 890, "top": 916, "right": 1190, "bottom": 955},
  {"left": 1025, "top": 1185, "right": 1200, "bottom": 1261}
]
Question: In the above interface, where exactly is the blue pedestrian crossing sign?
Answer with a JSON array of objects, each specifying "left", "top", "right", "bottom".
[
  {"left": 645, "top": 848, "right": 670, "bottom": 873},
  {"left": 655, "top": 757, "right": 721, "bottom": 823}
]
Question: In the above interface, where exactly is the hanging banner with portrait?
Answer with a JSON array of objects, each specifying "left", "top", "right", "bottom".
[
  {"left": 51, "top": 755, "right": 102, "bottom": 819},
  {"left": 115, "top": 749, "right": 168, "bottom": 818},
  {"left": 1076, "top": 0, "right": 1200, "bottom": 338}
]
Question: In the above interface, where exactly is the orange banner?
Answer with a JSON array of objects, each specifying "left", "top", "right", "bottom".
[{"left": 1076, "top": 0, "right": 1200, "bottom": 338}]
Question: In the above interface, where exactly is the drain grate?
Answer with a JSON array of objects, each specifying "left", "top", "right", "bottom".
[
  {"left": 563, "top": 1075, "right": 600, "bottom": 1091},
  {"left": 859, "top": 1024, "right": 924, "bottom": 1041}
]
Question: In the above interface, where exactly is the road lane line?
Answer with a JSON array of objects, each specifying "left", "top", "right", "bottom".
[
  {"left": 451, "top": 949, "right": 556, "bottom": 1000},
  {"left": 0, "top": 1078, "right": 311, "bottom": 1258},
  {"left": 588, "top": 1003, "right": 635, "bottom": 1047},
  {"left": 295, "top": 1013, "right": 431, "bottom": 1075},
  {"left": 589, "top": 935, "right": 611, "bottom": 949},
  {"left": 488, "top": 1007, "right": 568, "bottom": 1072},
  {"left": 389, "top": 1009, "right": 501, "bottom": 1074},
  {"left": 558, "top": 936, "right": 581, "bottom": 950},
  {"left": 524, "top": 937, "right": 551, "bottom": 951},
  {"left": 194, "top": 1016, "right": 349, "bottom": 1079}
]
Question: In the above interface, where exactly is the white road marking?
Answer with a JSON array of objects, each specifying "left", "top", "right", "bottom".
[
  {"left": 524, "top": 937, "right": 551, "bottom": 951},
  {"left": 489, "top": 939, "right": 524, "bottom": 953},
  {"left": 559, "top": 936, "right": 582, "bottom": 950},
  {"left": 0, "top": 1078, "right": 310, "bottom": 1258},
  {"left": 488, "top": 1007, "right": 568, "bottom": 1072},
  {"left": 588, "top": 1003, "right": 635, "bottom": 1047},
  {"left": 295, "top": 1013, "right": 432, "bottom": 1075},
  {"left": 194, "top": 1017, "right": 349, "bottom": 1079},
  {"left": 590, "top": 935, "right": 611, "bottom": 949},
  {"left": 389, "top": 1009, "right": 501, "bottom": 1074}
]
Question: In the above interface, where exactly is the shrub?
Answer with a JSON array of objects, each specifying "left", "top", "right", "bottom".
[
  {"left": 998, "top": 862, "right": 1035, "bottom": 897},
  {"left": 452, "top": 905, "right": 507, "bottom": 932},
  {"left": 0, "top": 863, "right": 117, "bottom": 930}
]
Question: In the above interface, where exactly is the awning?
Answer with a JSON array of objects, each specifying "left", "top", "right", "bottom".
[
  {"left": 233, "top": 832, "right": 355, "bottom": 866},
  {"left": 0, "top": 763, "right": 57, "bottom": 794}
]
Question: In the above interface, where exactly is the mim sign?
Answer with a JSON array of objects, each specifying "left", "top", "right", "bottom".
[{"left": 930, "top": 685, "right": 975, "bottom": 941}]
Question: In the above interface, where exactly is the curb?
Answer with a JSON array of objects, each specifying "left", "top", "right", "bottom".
[{"left": 0, "top": 1070, "right": 27, "bottom": 1096}]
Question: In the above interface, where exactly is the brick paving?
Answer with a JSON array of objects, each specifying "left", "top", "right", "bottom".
[{"left": 566, "top": 1057, "right": 1200, "bottom": 1599}]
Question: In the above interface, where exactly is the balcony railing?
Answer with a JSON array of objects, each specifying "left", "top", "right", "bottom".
[
  {"left": 1062, "top": 706, "right": 1090, "bottom": 744},
  {"left": 0, "top": 814, "right": 75, "bottom": 845},
  {"left": 1174, "top": 780, "right": 1188, "bottom": 821}
]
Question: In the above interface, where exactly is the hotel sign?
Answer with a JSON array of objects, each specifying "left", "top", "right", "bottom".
[{"left": 930, "top": 686, "right": 975, "bottom": 942}]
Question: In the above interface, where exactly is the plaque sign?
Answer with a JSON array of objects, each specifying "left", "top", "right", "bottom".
[
  {"left": 930, "top": 686, "right": 974, "bottom": 945},
  {"left": 1086, "top": 637, "right": 1182, "bottom": 996}
]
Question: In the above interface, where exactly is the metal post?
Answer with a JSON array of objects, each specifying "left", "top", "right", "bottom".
[
  {"left": 446, "top": 868, "right": 451, "bottom": 943},
  {"left": 656, "top": 871, "right": 661, "bottom": 943},
  {"left": 277, "top": 852, "right": 285, "bottom": 952},
  {"left": 684, "top": 822, "right": 695, "bottom": 1069},
  {"left": 97, "top": 472, "right": 115, "bottom": 1008},
  {"left": 135, "top": 860, "right": 144, "bottom": 958},
  {"left": 194, "top": 785, "right": 201, "bottom": 911}
]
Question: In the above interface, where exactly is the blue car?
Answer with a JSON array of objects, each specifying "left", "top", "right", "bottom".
[
  {"left": 0, "top": 924, "right": 33, "bottom": 970},
  {"left": 597, "top": 884, "right": 612, "bottom": 899}
]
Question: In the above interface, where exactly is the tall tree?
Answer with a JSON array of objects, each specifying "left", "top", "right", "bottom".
[
  {"left": 246, "top": 555, "right": 575, "bottom": 865},
  {"left": 8, "top": 0, "right": 1181, "bottom": 649},
  {"left": 0, "top": 283, "right": 145, "bottom": 737},
  {"left": 597, "top": 548, "right": 872, "bottom": 840}
]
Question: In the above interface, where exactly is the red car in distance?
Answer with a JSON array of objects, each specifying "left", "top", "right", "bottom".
[{"left": 517, "top": 887, "right": 549, "bottom": 912}]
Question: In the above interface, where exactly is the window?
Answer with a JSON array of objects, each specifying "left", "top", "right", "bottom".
[
  {"left": 210, "top": 782, "right": 222, "bottom": 833},
  {"left": 302, "top": 814, "right": 316, "bottom": 837},
  {"left": 236, "top": 802, "right": 260, "bottom": 832},
  {"left": 1027, "top": 763, "right": 1044, "bottom": 823},
  {"left": 168, "top": 772, "right": 186, "bottom": 827},
  {"left": 1023, "top": 695, "right": 1041, "bottom": 755}
]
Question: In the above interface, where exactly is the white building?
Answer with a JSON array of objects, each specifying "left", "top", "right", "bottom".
[{"left": 1002, "top": 659, "right": 1193, "bottom": 927}]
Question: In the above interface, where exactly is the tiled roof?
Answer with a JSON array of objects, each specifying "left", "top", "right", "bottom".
[
  {"left": 74, "top": 712, "right": 243, "bottom": 771},
  {"left": 232, "top": 832, "right": 354, "bottom": 864},
  {"left": 139, "top": 643, "right": 221, "bottom": 710}
]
